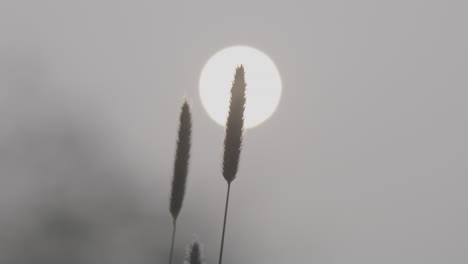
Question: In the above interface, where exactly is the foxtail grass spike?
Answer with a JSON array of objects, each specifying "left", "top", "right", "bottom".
[
  {"left": 219, "top": 65, "right": 246, "bottom": 264},
  {"left": 169, "top": 101, "right": 192, "bottom": 264},
  {"left": 185, "top": 241, "right": 205, "bottom": 264},
  {"left": 222, "top": 65, "right": 246, "bottom": 184}
]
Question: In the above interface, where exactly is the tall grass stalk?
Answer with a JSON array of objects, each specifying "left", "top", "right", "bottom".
[
  {"left": 169, "top": 101, "right": 192, "bottom": 264},
  {"left": 218, "top": 65, "right": 246, "bottom": 264}
]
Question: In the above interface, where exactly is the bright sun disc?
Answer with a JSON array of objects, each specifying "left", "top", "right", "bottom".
[{"left": 199, "top": 46, "right": 282, "bottom": 129}]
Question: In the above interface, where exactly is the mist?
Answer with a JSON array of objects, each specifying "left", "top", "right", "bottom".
[{"left": 1, "top": 0, "right": 468, "bottom": 263}]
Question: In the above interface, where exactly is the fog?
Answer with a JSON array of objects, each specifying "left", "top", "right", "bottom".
[{"left": 1, "top": 0, "right": 467, "bottom": 263}]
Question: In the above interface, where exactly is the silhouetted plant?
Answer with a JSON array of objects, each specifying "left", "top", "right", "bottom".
[
  {"left": 169, "top": 101, "right": 192, "bottom": 264},
  {"left": 218, "top": 65, "right": 246, "bottom": 264},
  {"left": 185, "top": 240, "right": 205, "bottom": 264}
]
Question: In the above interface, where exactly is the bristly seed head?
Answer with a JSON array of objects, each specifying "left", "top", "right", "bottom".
[
  {"left": 222, "top": 65, "right": 246, "bottom": 184},
  {"left": 185, "top": 240, "right": 205, "bottom": 264},
  {"left": 170, "top": 101, "right": 192, "bottom": 220}
]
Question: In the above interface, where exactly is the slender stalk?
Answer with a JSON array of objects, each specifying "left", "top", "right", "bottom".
[
  {"left": 169, "top": 220, "right": 177, "bottom": 264},
  {"left": 218, "top": 183, "right": 231, "bottom": 264},
  {"left": 218, "top": 66, "right": 246, "bottom": 264},
  {"left": 168, "top": 102, "right": 191, "bottom": 264}
]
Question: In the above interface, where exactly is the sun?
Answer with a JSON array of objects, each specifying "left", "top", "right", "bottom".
[{"left": 199, "top": 46, "right": 282, "bottom": 129}]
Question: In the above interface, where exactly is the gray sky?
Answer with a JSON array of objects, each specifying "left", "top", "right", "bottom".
[{"left": 1, "top": 0, "right": 467, "bottom": 263}]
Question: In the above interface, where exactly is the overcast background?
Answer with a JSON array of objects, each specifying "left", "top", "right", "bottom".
[{"left": 1, "top": 0, "right": 467, "bottom": 263}]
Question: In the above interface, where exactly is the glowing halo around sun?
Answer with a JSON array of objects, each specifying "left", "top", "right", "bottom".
[{"left": 199, "top": 46, "right": 282, "bottom": 129}]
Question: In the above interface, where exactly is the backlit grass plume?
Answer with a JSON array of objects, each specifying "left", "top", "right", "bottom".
[
  {"left": 169, "top": 101, "right": 192, "bottom": 264},
  {"left": 218, "top": 65, "right": 246, "bottom": 264},
  {"left": 185, "top": 240, "right": 206, "bottom": 264}
]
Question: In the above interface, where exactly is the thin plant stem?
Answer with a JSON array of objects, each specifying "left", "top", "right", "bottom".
[
  {"left": 169, "top": 220, "right": 177, "bottom": 264},
  {"left": 218, "top": 183, "right": 231, "bottom": 264}
]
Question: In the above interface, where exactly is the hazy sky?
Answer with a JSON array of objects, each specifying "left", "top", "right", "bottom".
[{"left": 1, "top": 1, "right": 467, "bottom": 263}]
